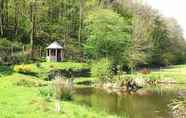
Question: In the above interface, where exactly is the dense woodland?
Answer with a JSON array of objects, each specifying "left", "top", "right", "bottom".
[{"left": 0, "top": 0, "right": 186, "bottom": 69}]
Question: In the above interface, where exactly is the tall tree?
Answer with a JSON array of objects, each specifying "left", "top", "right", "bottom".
[{"left": 84, "top": 8, "right": 131, "bottom": 65}]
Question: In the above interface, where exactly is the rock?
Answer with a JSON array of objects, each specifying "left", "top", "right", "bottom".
[
  {"left": 126, "top": 80, "right": 143, "bottom": 93},
  {"left": 177, "top": 90, "right": 186, "bottom": 97},
  {"left": 158, "top": 79, "right": 176, "bottom": 84},
  {"left": 136, "top": 89, "right": 152, "bottom": 96},
  {"left": 134, "top": 78, "right": 147, "bottom": 86},
  {"left": 103, "top": 82, "right": 113, "bottom": 89}
]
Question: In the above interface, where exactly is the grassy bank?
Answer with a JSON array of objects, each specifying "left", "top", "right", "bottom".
[
  {"left": 12, "top": 62, "right": 186, "bottom": 84},
  {"left": 136, "top": 65, "right": 186, "bottom": 84},
  {"left": 0, "top": 73, "right": 120, "bottom": 118},
  {"left": 1, "top": 62, "right": 186, "bottom": 118}
]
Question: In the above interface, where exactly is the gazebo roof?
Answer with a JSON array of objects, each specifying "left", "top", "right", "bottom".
[{"left": 47, "top": 41, "right": 63, "bottom": 49}]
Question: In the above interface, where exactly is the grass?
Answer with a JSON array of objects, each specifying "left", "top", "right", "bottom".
[
  {"left": 73, "top": 77, "right": 98, "bottom": 85},
  {"left": 126, "top": 64, "right": 186, "bottom": 83},
  {"left": 1, "top": 62, "right": 186, "bottom": 118},
  {"left": 4, "top": 61, "right": 186, "bottom": 84},
  {"left": 0, "top": 64, "right": 120, "bottom": 118},
  {"left": 24, "top": 62, "right": 186, "bottom": 84},
  {"left": 148, "top": 65, "right": 186, "bottom": 83}
]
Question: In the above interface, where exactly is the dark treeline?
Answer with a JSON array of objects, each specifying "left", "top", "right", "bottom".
[{"left": 0, "top": 0, "right": 186, "bottom": 68}]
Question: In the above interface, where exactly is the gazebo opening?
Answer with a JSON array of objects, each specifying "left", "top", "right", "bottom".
[{"left": 46, "top": 41, "right": 63, "bottom": 62}]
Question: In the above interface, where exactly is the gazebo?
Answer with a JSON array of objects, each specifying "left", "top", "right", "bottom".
[{"left": 46, "top": 41, "right": 63, "bottom": 62}]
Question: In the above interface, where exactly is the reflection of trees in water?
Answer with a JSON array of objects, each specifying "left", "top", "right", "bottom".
[{"left": 74, "top": 87, "right": 179, "bottom": 118}]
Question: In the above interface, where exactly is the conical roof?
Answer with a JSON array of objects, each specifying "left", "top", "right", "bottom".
[{"left": 47, "top": 41, "right": 63, "bottom": 49}]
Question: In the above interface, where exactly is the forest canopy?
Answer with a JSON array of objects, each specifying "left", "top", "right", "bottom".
[{"left": 0, "top": 0, "right": 186, "bottom": 68}]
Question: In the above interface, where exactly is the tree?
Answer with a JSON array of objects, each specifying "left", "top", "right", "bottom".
[
  {"left": 126, "top": 4, "right": 154, "bottom": 73},
  {"left": 84, "top": 8, "right": 131, "bottom": 65}
]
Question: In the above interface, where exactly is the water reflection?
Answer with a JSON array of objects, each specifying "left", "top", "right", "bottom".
[{"left": 74, "top": 85, "right": 186, "bottom": 118}]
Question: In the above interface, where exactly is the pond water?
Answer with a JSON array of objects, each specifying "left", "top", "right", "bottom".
[{"left": 73, "top": 85, "right": 186, "bottom": 118}]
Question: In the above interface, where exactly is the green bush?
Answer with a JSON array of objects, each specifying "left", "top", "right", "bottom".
[
  {"left": 91, "top": 58, "right": 112, "bottom": 80},
  {"left": 0, "top": 39, "right": 30, "bottom": 65},
  {"left": 0, "top": 53, "right": 31, "bottom": 65},
  {"left": 39, "top": 86, "right": 53, "bottom": 101},
  {"left": 61, "top": 88, "right": 73, "bottom": 101},
  {"left": 39, "top": 81, "right": 73, "bottom": 101}
]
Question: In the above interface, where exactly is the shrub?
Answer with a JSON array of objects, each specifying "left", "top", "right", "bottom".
[
  {"left": 36, "top": 63, "right": 41, "bottom": 68},
  {"left": 49, "top": 64, "right": 54, "bottom": 68},
  {"left": 39, "top": 86, "right": 53, "bottom": 101},
  {"left": 53, "top": 78, "right": 73, "bottom": 101},
  {"left": 91, "top": 58, "right": 112, "bottom": 80},
  {"left": 14, "top": 65, "right": 34, "bottom": 75},
  {"left": 61, "top": 88, "right": 73, "bottom": 101},
  {"left": 0, "top": 52, "right": 31, "bottom": 65}
]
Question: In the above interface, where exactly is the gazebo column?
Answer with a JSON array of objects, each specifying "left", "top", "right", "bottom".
[
  {"left": 49, "top": 49, "right": 51, "bottom": 61},
  {"left": 49, "top": 49, "right": 51, "bottom": 57},
  {"left": 61, "top": 49, "right": 63, "bottom": 61},
  {"left": 55, "top": 49, "right": 58, "bottom": 61}
]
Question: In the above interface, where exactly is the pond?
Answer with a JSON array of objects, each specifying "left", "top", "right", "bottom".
[{"left": 73, "top": 85, "right": 186, "bottom": 118}]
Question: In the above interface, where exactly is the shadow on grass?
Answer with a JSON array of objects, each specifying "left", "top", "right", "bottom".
[{"left": 0, "top": 65, "right": 14, "bottom": 76}]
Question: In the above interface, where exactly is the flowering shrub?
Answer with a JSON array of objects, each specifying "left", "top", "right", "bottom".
[{"left": 14, "top": 65, "right": 32, "bottom": 74}]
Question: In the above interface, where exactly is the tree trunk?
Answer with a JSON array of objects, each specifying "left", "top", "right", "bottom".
[
  {"left": 0, "top": 0, "right": 4, "bottom": 36},
  {"left": 78, "top": 0, "right": 83, "bottom": 47},
  {"left": 14, "top": 0, "right": 19, "bottom": 36},
  {"left": 0, "top": 14, "right": 3, "bottom": 36},
  {"left": 30, "top": 2, "right": 36, "bottom": 58},
  {"left": 4, "top": 0, "right": 8, "bottom": 31}
]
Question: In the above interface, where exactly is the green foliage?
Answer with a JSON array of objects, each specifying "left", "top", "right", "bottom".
[
  {"left": 61, "top": 89, "right": 73, "bottom": 101},
  {"left": 91, "top": 58, "right": 112, "bottom": 80},
  {"left": 39, "top": 86, "right": 53, "bottom": 97},
  {"left": 0, "top": 66, "right": 13, "bottom": 76},
  {"left": 39, "top": 86, "right": 53, "bottom": 101},
  {"left": 0, "top": 39, "right": 21, "bottom": 48},
  {"left": 0, "top": 0, "right": 186, "bottom": 69},
  {"left": 85, "top": 8, "right": 131, "bottom": 65}
]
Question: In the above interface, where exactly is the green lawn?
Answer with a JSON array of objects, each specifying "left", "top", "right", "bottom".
[
  {"left": 0, "top": 62, "right": 120, "bottom": 118},
  {"left": 132, "top": 65, "right": 186, "bottom": 83},
  {"left": 0, "top": 73, "right": 119, "bottom": 118},
  {"left": 1, "top": 62, "right": 186, "bottom": 118}
]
